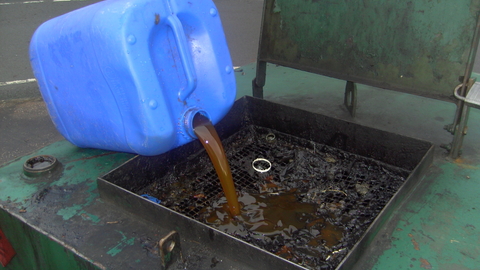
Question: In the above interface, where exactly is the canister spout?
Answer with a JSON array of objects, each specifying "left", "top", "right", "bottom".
[{"left": 183, "top": 108, "right": 209, "bottom": 138}]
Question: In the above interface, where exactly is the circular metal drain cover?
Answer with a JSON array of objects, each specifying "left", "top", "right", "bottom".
[{"left": 23, "top": 155, "right": 58, "bottom": 176}]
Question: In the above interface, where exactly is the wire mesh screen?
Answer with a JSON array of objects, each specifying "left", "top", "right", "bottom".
[{"left": 139, "top": 125, "right": 410, "bottom": 269}]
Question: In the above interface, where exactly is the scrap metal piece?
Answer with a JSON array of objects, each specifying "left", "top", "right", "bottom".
[
  {"left": 159, "top": 231, "right": 183, "bottom": 270},
  {"left": 265, "top": 133, "right": 276, "bottom": 142},
  {"left": 252, "top": 158, "right": 272, "bottom": 173}
]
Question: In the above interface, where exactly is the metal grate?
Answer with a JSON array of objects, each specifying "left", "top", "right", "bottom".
[{"left": 141, "top": 125, "right": 409, "bottom": 269}]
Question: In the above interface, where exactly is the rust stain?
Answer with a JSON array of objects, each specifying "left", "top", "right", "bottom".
[
  {"left": 276, "top": 245, "right": 294, "bottom": 260},
  {"left": 408, "top": 233, "right": 420, "bottom": 250},
  {"left": 193, "top": 193, "right": 206, "bottom": 199},
  {"left": 453, "top": 157, "right": 479, "bottom": 169},
  {"left": 420, "top": 258, "right": 432, "bottom": 269}
]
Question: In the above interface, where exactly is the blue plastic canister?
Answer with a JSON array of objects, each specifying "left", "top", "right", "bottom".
[{"left": 30, "top": 0, "right": 235, "bottom": 156}]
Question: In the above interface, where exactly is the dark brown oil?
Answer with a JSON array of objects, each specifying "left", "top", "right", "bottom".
[
  {"left": 142, "top": 125, "right": 410, "bottom": 269},
  {"left": 203, "top": 190, "right": 343, "bottom": 248},
  {"left": 193, "top": 114, "right": 240, "bottom": 216}
]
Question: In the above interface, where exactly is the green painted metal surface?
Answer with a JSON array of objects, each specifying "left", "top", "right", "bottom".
[
  {"left": 0, "top": 210, "right": 99, "bottom": 270},
  {"left": 372, "top": 161, "right": 480, "bottom": 270},
  {"left": 258, "top": 0, "right": 480, "bottom": 100},
  {"left": 0, "top": 141, "right": 136, "bottom": 269},
  {"left": 1, "top": 67, "right": 480, "bottom": 269},
  {"left": 0, "top": 141, "right": 131, "bottom": 208}
]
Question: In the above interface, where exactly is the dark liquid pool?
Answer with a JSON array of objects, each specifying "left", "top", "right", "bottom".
[{"left": 140, "top": 125, "right": 409, "bottom": 269}]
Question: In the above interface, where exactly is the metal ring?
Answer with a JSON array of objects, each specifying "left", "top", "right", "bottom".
[
  {"left": 265, "top": 133, "right": 276, "bottom": 142},
  {"left": 252, "top": 158, "right": 272, "bottom": 173}
]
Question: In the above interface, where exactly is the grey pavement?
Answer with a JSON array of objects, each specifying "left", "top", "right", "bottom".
[{"left": 0, "top": 0, "right": 263, "bottom": 165}]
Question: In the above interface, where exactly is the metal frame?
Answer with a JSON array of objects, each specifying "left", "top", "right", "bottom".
[
  {"left": 99, "top": 96, "right": 434, "bottom": 270},
  {"left": 252, "top": 0, "right": 480, "bottom": 158},
  {"left": 449, "top": 16, "right": 480, "bottom": 159}
]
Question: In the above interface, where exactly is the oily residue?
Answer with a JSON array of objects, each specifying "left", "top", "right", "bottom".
[
  {"left": 141, "top": 125, "right": 410, "bottom": 269},
  {"left": 202, "top": 190, "right": 343, "bottom": 248}
]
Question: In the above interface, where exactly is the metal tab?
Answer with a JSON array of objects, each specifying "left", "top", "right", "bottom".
[{"left": 159, "top": 231, "right": 183, "bottom": 270}]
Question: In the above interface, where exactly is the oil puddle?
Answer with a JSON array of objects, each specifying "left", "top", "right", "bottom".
[
  {"left": 142, "top": 125, "right": 410, "bottom": 269},
  {"left": 200, "top": 188, "right": 344, "bottom": 266}
]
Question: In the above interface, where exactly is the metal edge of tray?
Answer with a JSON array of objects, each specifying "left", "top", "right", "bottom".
[
  {"left": 337, "top": 144, "right": 435, "bottom": 270},
  {"left": 98, "top": 96, "right": 434, "bottom": 269},
  {"left": 97, "top": 174, "right": 305, "bottom": 270},
  {"left": 243, "top": 96, "right": 431, "bottom": 171}
]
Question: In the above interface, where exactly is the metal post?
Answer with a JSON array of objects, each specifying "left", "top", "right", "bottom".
[
  {"left": 252, "top": 61, "right": 267, "bottom": 99},
  {"left": 344, "top": 81, "right": 357, "bottom": 117},
  {"left": 448, "top": 14, "right": 480, "bottom": 158}
]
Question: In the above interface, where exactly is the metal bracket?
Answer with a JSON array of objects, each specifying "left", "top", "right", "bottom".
[
  {"left": 159, "top": 231, "right": 183, "bottom": 270},
  {"left": 449, "top": 79, "right": 476, "bottom": 159},
  {"left": 454, "top": 80, "right": 480, "bottom": 109},
  {"left": 344, "top": 81, "right": 357, "bottom": 117}
]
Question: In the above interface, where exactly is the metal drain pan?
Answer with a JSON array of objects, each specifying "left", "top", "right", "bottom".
[{"left": 98, "top": 96, "right": 434, "bottom": 269}]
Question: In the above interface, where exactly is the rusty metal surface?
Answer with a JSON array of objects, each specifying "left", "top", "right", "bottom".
[{"left": 257, "top": 0, "right": 480, "bottom": 100}]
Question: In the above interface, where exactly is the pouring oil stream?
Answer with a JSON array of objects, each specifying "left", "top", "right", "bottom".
[{"left": 193, "top": 114, "right": 241, "bottom": 216}]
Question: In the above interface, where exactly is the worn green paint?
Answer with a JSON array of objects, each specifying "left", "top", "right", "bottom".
[
  {"left": 1, "top": 61, "right": 480, "bottom": 269},
  {"left": 55, "top": 206, "right": 100, "bottom": 223},
  {"left": 78, "top": 210, "right": 101, "bottom": 224},
  {"left": 0, "top": 140, "right": 133, "bottom": 269},
  {"left": 57, "top": 204, "right": 83, "bottom": 220},
  {"left": 106, "top": 230, "right": 135, "bottom": 257},
  {"left": 55, "top": 178, "right": 102, "bottom": 220},
  {"left": 164, "top": 252, "right": 172, "bottom": 263},
  {"left": 259, "top": 0, "right": 480, "bottom": 100},
  {"left": 373, "top": 162, "right": 480, "bottom": 270},
  {"left": 0, "top": 161, "right": 44, "bottom": 203},
  {"left": 0, "top": 140, "right": 132, "bottom": 216}
]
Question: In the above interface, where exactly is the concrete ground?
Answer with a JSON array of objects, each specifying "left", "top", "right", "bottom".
[
  {"left": 0, "top": 0, "right": 264, "bottom": 165},
  {"left": 2, "top": 0, "right": 480, "bottom": 165}
]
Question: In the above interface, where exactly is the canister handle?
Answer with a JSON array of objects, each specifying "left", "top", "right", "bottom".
[{"left": 166, "top": 15, "right": 197, "bottom": 101}]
